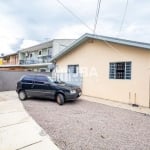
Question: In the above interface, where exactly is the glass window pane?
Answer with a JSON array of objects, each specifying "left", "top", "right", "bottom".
[
  {"left": 109, "top": 61, "right": 131, "bottom": 80},
  {"left": 68, "top": 65, "right": 79, "bottom": 74}
]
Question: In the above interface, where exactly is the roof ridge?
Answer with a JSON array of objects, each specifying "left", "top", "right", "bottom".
[{"left": 51, "top": 33, "right": 150, "bottom": 62}]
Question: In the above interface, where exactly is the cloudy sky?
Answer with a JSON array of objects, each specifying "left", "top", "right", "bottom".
[{"left": 0, "top": 0, "right": 150, "bottom": 55}]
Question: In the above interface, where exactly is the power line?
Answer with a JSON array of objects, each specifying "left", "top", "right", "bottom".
[
  {"left": 92, "top": 0, "right": 130, "bottom": 60},
  {"left": 117, "top": 0, "right": 129, "bottom": 36},
  {"left": 92, "top": 0, "right": 129, "bottom": 59},
  {"left": 0, "top": 0, "right": 129, "bottom": 60},
  {"left": 93, "top": 0, "right": 102, "bottom": 34},
  {"left": 56, "top": 0, "right": 127, "bottom": 59},
  {"left": 56, "top": 0, "right": 93, "bottom": 32}
]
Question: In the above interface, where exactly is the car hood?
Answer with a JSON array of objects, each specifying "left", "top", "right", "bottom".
[{"left": 54, "top": 82, "right": 79, "bottom": 90}]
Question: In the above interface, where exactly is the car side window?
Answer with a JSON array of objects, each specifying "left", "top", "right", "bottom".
[
  {"left": 22, "top": 75, "right": 34, "bottom": 83},
  {"left": 35, "top": 76, "right": 49, "bottom": 84}
]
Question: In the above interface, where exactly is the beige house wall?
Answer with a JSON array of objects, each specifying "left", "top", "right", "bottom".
[
  {"left": 9, "top": 55, "right": 18, "bottom": 64},
  {"left": 56, "top": 40, "right": 150, "bottom": 107}
]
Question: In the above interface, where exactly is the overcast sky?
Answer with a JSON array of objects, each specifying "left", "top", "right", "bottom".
[{"left": 0, "top": 0, "right": 150, "bottom": 55}]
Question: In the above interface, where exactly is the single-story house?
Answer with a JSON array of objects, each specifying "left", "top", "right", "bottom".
[{"left": 51, "top": 33, "right": 150, "bottom": 108}]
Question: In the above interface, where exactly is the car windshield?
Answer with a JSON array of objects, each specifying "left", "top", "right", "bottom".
[
  {"left": 47, "top": 76, "right": 65, "bottom": 84},
  {"left": 47, "top": 76, "right": 55, "bottom": 83}
]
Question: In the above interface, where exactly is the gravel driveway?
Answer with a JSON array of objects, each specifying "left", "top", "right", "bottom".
[{"left": 22, "top": 99, "right": 150, "bottom": 150}]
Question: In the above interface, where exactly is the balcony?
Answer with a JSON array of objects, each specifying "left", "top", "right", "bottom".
[{"left": 19, "top": 55, "right": 52, "bottom": 65}]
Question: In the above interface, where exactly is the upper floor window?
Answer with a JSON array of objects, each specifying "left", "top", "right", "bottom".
[
  {"left": 68, "top": 65, "right": 79, "bottom": 74},
  {"left": 25, "top": 52, "right": 29, "bottom": 57},
  {"left": 109, "top": 61, "right": 131, "bottom": 80},
  {"left": 48, "top": 47, "right": 52, "bottom": 57},
  {"left": 39, "top": 51, "right": 42, "bottom": 55}
]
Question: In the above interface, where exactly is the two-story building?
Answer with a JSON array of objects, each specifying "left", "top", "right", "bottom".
[
  {"left": 18, "top": 39, "right": 74, "bottom": 72},
  {"left": 0, "top": 39, "right": 74, "bottom": 72}
]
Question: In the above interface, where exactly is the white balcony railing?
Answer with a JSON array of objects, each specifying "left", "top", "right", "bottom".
[{"left": 19, "top": 55, "right": 52, "bottom": 64}]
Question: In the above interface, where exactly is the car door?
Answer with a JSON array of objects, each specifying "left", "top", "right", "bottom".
[
  {"left": 21, "top": 75, "right": 35, "bottom": 97},
  {"left": 32, "top": 76, "right": 54, "bottom": 98}
]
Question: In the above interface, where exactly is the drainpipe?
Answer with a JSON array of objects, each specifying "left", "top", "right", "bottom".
[
  {"left": 132, "top": 93, "right": 138, "bottom": 107},
  {"left": 129, "top": 92, "right": 131, "bottom": 104}
]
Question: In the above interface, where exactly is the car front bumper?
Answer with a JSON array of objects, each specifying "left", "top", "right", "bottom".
[{"left": 65, "top": 91, "right": 82, "bottom": 101}]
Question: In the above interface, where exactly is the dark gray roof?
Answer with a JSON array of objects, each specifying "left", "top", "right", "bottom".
[
  {"left": 3, "top": 52, "right": 18, "bottom": 57},
  {"left": 51, "top": 33, "right": 150, "bottom": 62},
  {"left": 18, "top": 39, "right": 75, "bottom": 53},
  {"left": 18, "top": 41, "right": 53, "bottom": 53}
]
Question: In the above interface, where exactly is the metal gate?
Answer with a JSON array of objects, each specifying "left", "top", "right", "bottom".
[{"left": 52, "top": 73, "right": 83, "bottom": 87}]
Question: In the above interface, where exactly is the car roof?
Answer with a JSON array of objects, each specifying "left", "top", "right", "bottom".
[
  {"left": 22, "top": 74, "right": 50, "bottom": 78},
  {"left": 25, "top": 74, "right": 48, "bottom": 76}
]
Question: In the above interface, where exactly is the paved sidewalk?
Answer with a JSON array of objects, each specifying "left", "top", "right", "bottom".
[
  {"left": 81, "top": 95, "right": 150, "bottom": 115},
  {"left": 0, "top": 91, "right": 59, "bottom": 150}
]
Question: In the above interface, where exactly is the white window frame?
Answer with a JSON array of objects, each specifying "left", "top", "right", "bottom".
[
  {"left": 38, "top": 50, "right": 42, "bottom": 56},
  {"left": 68, "top": 65, "right": 79, "bottom": 74},
  {"left": 109, "top": 61, "right": 131, "bottom": 80}
]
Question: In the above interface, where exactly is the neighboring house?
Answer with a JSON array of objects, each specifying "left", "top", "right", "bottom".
[
  {"left": 0, "top": 57, "right": 3, "bottom": 65},
  {"left": 0, "top": 53, "right": 20, "bottom": 71},
  {"left": 51, "top": 33, "right": 150, "bottom": 108},
  {"left": 18, "top": 39, "right": 75, "bottom": 72},
  {"left": 2, "top": 53, "right": 18, "bottom": 65}
]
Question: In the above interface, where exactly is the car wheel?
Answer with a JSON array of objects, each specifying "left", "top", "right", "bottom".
[
  {"left": 18, "top": 90, "right": 27, "bottom": 101},
  {"left": 56, "top": 94, "right": 64, "bottom": 105}
]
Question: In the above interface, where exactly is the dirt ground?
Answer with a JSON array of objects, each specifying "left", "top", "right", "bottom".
[{"left": 22, "top": 98, "right": 150, "bottom": 150}]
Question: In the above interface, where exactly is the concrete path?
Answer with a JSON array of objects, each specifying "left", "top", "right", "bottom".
[
  {"left": 81, "top": 95, "right": 150, "bottom": 115},
  {"left": 0, "top": 91, "right": 59, "bottom": 150}
]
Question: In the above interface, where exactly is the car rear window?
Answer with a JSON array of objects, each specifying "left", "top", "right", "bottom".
[{"left": 22, "top": 75, "right": 34, "bottom": 83}]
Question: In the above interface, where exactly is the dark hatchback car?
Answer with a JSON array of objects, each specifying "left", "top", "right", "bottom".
[{"left": 16, "top": 74, "right": 82, "bottom": 105}]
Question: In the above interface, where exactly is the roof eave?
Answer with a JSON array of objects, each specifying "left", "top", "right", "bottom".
[{"left": 50, "top": 33, "right": 150, "bottom": 62}]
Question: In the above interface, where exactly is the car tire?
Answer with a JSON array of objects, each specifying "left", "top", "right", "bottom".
[
  {"left": 56, "top": 93, "right": 64, "bottom": 105},
  {"left": 18, "top": 90, "right": 27, "bottom": 101}
]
